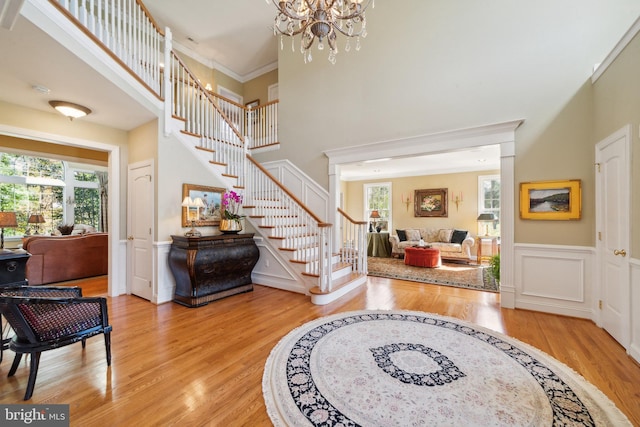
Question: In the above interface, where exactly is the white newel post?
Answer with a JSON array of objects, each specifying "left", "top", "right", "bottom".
[
  {"left": 327, "top": 162, "right": 341, "bottom": 254},
  {"left": 163, "top": 27, "right": 172, "bottom": 137}
]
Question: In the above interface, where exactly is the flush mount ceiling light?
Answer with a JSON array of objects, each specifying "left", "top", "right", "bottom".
[
  {"left": 267, "top": 0, "right": 374, "bottom": 64},
  {"left": 49, "top": 100, "right": 92, "bottom": 120}
]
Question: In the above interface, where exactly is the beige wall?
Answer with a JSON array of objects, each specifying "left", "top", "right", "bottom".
[
  {"left": 128, "top": 119, "right": 158, "bottom": 165},
  {"left": 592, "top": 31, "right": 640, "bottom": 256},
  {"left": 255, "top": 0, "right": 640, "bottom": 249},
  {"left": 244, "top": 69, "right": 278, "bottom": 106}
]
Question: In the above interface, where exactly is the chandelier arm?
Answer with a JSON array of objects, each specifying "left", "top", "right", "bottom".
[
  {"left": 330, "top": 21, "right": 365, "bottom": 38},
  {"left": 274, "top": 3, "right": 311, "bottom": 21},
  {"left": 273, "top": 17, "right": 312, "bottom": 37},
  {"left": 332, "top": 0, "right": 373, "bottom": 20}
]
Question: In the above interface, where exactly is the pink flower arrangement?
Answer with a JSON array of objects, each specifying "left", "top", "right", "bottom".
[{"left": 221, "top": 190, "right": 244, "bottom": 220}]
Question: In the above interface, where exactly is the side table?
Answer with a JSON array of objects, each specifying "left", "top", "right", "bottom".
[
  {"left": 168, "top": 234, "right": 259, "bottom": 307},
  {"left": 476, "top": 236, "right": 500, "bottom": 264},
  {"left": 367, "top": 232, "right": 391, "bottom": 257},
  {"left": 0, "top": 250, "right": 30, "bottom": 362}
]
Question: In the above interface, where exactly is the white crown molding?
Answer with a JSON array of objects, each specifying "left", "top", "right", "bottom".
[
  {"left": 172, "top": 41, "right": 277, "bottom": 84},
  {"left": 323, "top": 120, "right": 524, "bottom": 166},
  {"left": 592, "top": 15, "right": 640, "bottom": 83}
]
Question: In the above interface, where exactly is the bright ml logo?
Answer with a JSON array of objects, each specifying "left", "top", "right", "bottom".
[{"left": 1, "top": 405, "right": 69, "bottom": 426}]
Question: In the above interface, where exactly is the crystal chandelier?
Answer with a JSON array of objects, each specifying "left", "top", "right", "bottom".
[{"left": 267, "top": 0, "right": 374, "bottom": 64}]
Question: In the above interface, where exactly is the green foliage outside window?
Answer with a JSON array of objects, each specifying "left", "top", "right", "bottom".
[{"left": 0, "top": 153, "right": 101, "bottom": 236}]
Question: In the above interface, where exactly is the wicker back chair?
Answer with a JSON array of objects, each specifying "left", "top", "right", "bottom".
[{"left": 0, "top": 286, "right": 112, "bottom": 400}]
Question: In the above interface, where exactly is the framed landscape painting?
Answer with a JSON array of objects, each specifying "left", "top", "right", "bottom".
[
  {"left": 519, "top": 179, "right": 581, "bottom": 220},
  {"left": 415, "top": 188, "right": 448, "bottom": 217},
  {"left": 181, "top": 183, "right": 225, "bottom": 227}
]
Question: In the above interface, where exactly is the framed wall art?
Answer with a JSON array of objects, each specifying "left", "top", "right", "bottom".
[
  {"left": 519, "top": 179, "right": 581, "bottom": 220},
  {"left": 181, "top": 183, "right": 225, "bottom": 227},
  {"left": 414, "top": 188, "right": 448, "bottom": 217}
]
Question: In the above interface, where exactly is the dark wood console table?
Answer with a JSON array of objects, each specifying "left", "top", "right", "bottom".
[{"left": 168, "top": 234, "right": 259, "bottom": 307}]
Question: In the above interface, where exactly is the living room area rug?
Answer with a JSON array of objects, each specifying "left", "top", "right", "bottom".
[
  {"left": 367, "top": 256, "right": 499, "bottom": 292},
  {"left": 262, "top": 310, "right": 631, "bottom": 426}
]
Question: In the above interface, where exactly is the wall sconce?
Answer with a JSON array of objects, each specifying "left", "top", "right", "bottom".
[
  {"left": 400, "top": 193, "right": 413, "bottom": 212},
  {"left": 451, "top": 191, "right": 463, "bottom": 211},
  {"left": 28, "top": 214, "right": 46, "bottom": 235},
  {"left": 0, "top": 211, "right": 18, "bottom": 250},
  {"left": 182, "top": 196, "right": 205, "bottom": 237},
  {"left": 49, "top": 100, "right": 92, "bottom": 120}
]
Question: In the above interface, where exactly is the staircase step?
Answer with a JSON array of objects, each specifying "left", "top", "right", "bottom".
[
  {"left": 180, "top": 129, "right": 201, "bottom": 138},
  {"left": 195, "top": 146, "right": 215, "bottom": 154},
  {"left": 301, "top": 261, "right": 351, "bottom": 278},
  {"left": 309, "top": 272, "right": 366, "bottom": 295}
]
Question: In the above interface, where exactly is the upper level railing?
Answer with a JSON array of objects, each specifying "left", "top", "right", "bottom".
[{"left": 50, "top": 0, "right": 164, "bottom": 98}]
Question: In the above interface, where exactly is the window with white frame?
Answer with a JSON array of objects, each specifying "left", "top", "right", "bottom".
[
  {"left": 364, "top": 182, "right": 391, "bottom": 232},
  {"left": 0, "top": 153, "right": 103, "bottom": 238},
  {"left": 477, "top": 174, "right": 500, "bottom": 236}
]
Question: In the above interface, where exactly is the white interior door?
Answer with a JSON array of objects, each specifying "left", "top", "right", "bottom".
[
  {"left": 596, "top": 125, "right": 630, "bottom": 348},
  {"left": 128, "top": 162, "right": 154, "bottom": 301}
]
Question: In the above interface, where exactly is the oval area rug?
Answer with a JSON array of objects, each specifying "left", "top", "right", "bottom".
[{"left": 262, "top": 310, "right": 630, "bottom": 426}]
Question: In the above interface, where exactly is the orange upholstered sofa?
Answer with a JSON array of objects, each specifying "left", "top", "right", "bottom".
[{"left": 23, "top": 233, "right": 108, "bottom": 285}]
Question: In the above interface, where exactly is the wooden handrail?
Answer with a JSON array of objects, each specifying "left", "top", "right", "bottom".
[
  {"left": 136, "top": 0, "right": 165, "bottom": 36},
  {"left": 48, "top": 0, "right": 163, "bottom": 100},
  {"left": 338, "top": 208, "right": 367, "bottom": 225},
  {"left": 246, "top": 155, "right": 331, "bottom": 227},
  {"left": 170, "top": 51, "right": 245, "bottom": 143}
]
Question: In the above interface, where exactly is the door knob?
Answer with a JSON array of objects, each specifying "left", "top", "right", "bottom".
[
  {"left": 613, "top": 249, "right": 627, "bottom": 257},
  {"left": 127, "top": 236, "right": 134, "bottom": 241}
]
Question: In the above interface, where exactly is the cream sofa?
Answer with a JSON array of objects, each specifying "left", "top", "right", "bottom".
[{"left": 389, "top": 228, "right": 474, "bottom": 263}]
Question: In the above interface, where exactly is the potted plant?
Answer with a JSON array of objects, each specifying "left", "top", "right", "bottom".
[
  {"left": 219, "top": 190, "right": 244, "bottom": 234},
  {"left": 488, "top": 254, "right": 500, "bottom": 284}
]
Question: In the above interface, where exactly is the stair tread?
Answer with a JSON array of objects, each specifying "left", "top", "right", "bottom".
[
  {"left": 300, "top": 261, "right": 352, "bottom": 277},
  {"left": 309, "top": 272, "right": 367, "bottom": 295}
]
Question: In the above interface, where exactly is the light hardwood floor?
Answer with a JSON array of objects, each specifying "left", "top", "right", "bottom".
[{"left": 1, "top": 276, "right": 638, "bottom": 426}]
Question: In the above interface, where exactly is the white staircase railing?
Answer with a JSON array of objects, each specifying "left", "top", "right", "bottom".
[
  {"left": 247, "top": 100, "right": 279, "bottom": 150},
  {"left": 245, "top": 156, "right": 337, "bottom": 292},
  {"left": 50, "top": 0, "right": 164, "bottom": 97},
  {"left": 168, "top": 51, "right": 246, "bottom": 187},
  {"left": 337, "top": 208, "right": 368, "bottom": 275}
]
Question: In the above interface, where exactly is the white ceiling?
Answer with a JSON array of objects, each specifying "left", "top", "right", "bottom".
[
  {"left": 144, "top": 0, "right": 278, "bottom": 81},
  {"left": 339, "top": 145, "right": 501, "bottom": 181}
]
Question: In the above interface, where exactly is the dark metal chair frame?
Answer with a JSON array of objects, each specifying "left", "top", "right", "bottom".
[{"left": 0, "top": 286, "right": 112, "bottom": 400}]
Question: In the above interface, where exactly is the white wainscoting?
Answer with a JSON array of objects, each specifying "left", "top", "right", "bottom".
[
  {"left": 630, "top": 258, "right": 640, "bottom": 363},
  {"left": 514, "top": 244, "right": 594, "bottom": 318},
  {"left": 155, "top": 241, "right": 174, "bottom": 304},
  {"left": 251, "top": 237, "right": 309, "bottom": 295},
  {"left": 262, "top": 160, "right": 329, "bottom": 223}
]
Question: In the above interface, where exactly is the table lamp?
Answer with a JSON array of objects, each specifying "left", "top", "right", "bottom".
[
  {"left": 369, "top": 210, "right": 381, "bottom": 232},
  {"left": 477, "top": 213, "right": 496, "bottom": 236},
  {"left": 28, "top": 214, "right": 45, "bottom": 235},
  {"left": 182, "top": 197, "right": 205, "bottom": 237},
  {"left": 0, "top": 211, "right": 18, "bottom": 250}
]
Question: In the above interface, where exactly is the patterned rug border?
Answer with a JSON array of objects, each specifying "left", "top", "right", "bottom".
[
  {"left": 262, "top": 310, "right": 632, "bottom": 427},
  {"left": 367, "top": 257, "right": 499, "bottom": 292}
]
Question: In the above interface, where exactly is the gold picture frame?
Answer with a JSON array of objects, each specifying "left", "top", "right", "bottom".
[
  {"left": 519, "top": 179, "right": 581, "bottom": 220},
  {"left": 181, "top": 183, "right": 225, "bottom": 227},
  {"left": 414, "top": 188, "right": 448, "bottom": 217}
]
